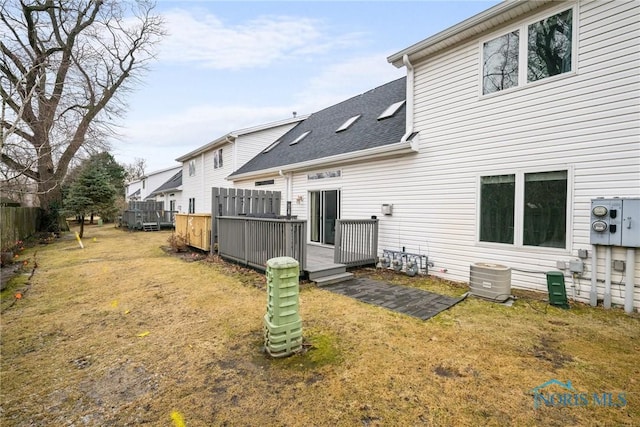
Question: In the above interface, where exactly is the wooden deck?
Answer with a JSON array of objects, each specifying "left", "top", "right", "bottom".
[
  {"left": 305, "top": 244, "right": 354, "bottom": 286},
  {"left": 216, "top": 216, "right": 378, "bottom": 285}
]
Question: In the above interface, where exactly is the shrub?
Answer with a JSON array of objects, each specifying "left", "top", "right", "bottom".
[{"left": 167, "top": 233, "right": 188, "bottom": 252}]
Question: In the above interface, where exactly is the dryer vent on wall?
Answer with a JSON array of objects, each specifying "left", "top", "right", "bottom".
[{"left": 469, "top": 262, "right": 512, "bottom": 302}]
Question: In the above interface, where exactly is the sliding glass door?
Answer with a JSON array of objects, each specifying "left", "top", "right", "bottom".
[{"left": 309, "top": 190, "right": 340, "bottom": 245}]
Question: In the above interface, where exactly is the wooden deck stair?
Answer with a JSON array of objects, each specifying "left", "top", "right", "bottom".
[
  {"left": 142, "top": 222, "right": 160, "bottom": 231},
  {"left": 305, "top": 245, "right": 353, "bottom": 286},
  {"left": 307, "top": 263, "right": 353, "bottom": 286}
]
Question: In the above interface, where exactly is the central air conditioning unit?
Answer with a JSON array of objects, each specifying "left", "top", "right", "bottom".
[{"left": 469, "top": 262, "right": 512, "bottom": 302}]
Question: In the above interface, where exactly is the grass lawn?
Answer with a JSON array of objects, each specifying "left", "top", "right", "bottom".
[{"left": 1, "top": 225, "right": 638, "bottom": 426}]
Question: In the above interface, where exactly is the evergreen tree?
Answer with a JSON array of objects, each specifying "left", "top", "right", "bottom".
[{"left": 63, "top": 162, "right": 117, "bottom": 238}]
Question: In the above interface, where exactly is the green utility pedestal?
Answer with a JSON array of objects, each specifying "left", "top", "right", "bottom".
[
  {"left": 264, "top": 257, "right": 302, "bottom": 357},
  {"left": 546, "top": 271, "right": 570, "bottom": 309}
]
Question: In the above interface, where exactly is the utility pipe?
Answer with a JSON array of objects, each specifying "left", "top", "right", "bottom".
[
  {"left": 400, "top": 54, "right": 414, "bottom": 143},
  {"left": 278, "top": 169, "right": 291, "bottom": 203},
  {"left": 590, "top": 245, "right": 598, "bottom": 306},
  {"left": 604, "top": 246, "right": 612, "bottom": 309},
  {"left": 625, "top": 248, "right": 635, "bottom": 314}
]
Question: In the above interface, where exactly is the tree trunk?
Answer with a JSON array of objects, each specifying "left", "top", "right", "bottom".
[{"left": 79, "top": 215, "right": 85, "bottom": 238}]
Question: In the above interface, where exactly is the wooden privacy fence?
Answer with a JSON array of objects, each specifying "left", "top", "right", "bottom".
[
  {"left": 1, "top": 207, "right": 42, "bottom": 250},
  {"left": 217, "top": 216, "right": 306, "bottom": 273},
  {"left": 174, "top": 214, "right": 211, "bottom": 251},
  {"left": 334, "top": 219, "right": 379, "bottom": 267},
  {"left": 211, "top": 187, "right": 282, "bottom": 245}
]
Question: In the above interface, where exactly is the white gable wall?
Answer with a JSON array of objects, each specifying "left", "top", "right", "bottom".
[
  {"left": 181, "top": 151, "right": 211, "bottom": 214},
  {"left": 233, "top": 123, "right": 300, "bottom": 172},
  {"left": 141, "top": 166, "right": 181, "bottom": 201}
]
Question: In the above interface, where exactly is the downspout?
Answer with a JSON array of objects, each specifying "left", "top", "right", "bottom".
[
  {"left": 279, "top": 169, "right": 291, "bottom": 202},
  {"left": 400, "top": 54, "right": 416, "bottom": 150}
]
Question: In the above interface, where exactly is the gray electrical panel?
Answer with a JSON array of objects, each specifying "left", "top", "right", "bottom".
[
  {"left": 590, "top": 198, "right": 640, "bottom": 247},
  {"left": 621, "top": 198, "right": 640, "bottom": 247}
]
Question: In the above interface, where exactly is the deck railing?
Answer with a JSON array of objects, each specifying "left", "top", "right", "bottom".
[
  {"left": 121, "top": 210, "right": 176, "bottom": 230},
  {"left": 334, "top": 219, "right": 379, "bottom": 267},
  {"left": 218, "top": 216, "right": 306, "bottom": 272}
]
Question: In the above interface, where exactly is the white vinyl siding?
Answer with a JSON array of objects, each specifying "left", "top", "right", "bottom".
[
  {"left": 180, "top": 122, "right": 299, "bottom": 215},
  {"left": 234, "top": 123, "right": 300, "bottom": 170},
  {"left": 404, "top": 0, "right": 640, "bottom": 307}
]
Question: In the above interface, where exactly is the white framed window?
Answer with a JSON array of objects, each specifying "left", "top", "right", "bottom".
[
  {"left": 188, "top": 197, "right": 195, "bottom": 214},
  {"left": 481, "top": 6, "right": 576, "bottom": 95},
  {"left": 479, "top": 169, "right": 569, "bottom": 249},
  {"left": 214, "top": 148, "right": 223, "bottom": 169},
  {"left": 188, "top": 160, "right": 196, "bottom": 176}
]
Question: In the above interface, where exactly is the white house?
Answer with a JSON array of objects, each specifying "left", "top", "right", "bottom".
[
  {"left": 145, "top": 169, "right": 183, "bottom": 213},
  {"left": 125, "top": 165, "right": 181, "bottom": 206},
  {"left": 175, "top": 116, "right": 307, "bottom": 215},
  {"left": 228, "top": 0, "right": 640, "bottom": 310}
]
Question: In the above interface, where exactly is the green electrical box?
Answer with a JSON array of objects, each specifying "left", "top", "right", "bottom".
[{"left": 546, "top": 271, "right": 569, "bottom": 309}]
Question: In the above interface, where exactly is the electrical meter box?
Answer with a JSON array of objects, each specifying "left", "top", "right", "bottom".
[{"left": 590, "top": 198, "right": 640, "bottom": 247}]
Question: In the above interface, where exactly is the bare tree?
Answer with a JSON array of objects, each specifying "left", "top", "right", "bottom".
[
  {"left": 124, "top": 156, "right": 146, "bottom": 181},
  {"left": 0, "top": 0, "right": 164, "bottom": 230}
]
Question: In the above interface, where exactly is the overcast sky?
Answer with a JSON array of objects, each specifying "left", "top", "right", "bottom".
[{"left": 111, "top": 0, "right": 499, "bottom": 173}]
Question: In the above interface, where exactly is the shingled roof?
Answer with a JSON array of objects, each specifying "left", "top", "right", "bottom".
[
  {"left": 146, "top": 170, "right": 182, "bottom": 198},
  {"left": 229, "top": 77, "right": 407, "bottom": 178}
]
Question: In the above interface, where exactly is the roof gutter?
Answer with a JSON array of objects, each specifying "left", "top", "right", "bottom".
[
  {"left": 228, "top": 139, "right": 417, "bottom": 182},
  {"left": 175, "top": 135, "right": 234, "bottom": 162},
  {"left": 400, "top": 54, "right": 417, "bottom": 151},
  {"left": 387, "top": 0, "right": 552, "bottom": 67}
]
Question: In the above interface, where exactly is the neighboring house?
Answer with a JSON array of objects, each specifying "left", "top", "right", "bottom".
[
  {"left": 175, "top": 116, "right": 307, "bottom": 214},
  {"left": 145, "top": 170, "right": 183, "bottom": 214},
  {"left": 125, "top": 180, "right": 142, "bottom": 202},
  {"left": 125, "top": 165, "right": 181, "bottom": 205},
  {"left": 228, "top": 0, "right": 640, "bottom": 310}
]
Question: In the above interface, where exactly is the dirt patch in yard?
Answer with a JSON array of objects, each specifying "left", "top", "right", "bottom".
[{"left": 1, "top": 225, "right": 638, "bottom": 426}]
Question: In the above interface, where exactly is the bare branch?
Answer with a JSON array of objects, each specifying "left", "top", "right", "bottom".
[{"left": 1, "top": 0, "right": 164, "bottom": 217}]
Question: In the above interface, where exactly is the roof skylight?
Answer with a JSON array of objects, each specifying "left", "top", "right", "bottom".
[
  {"left": 289, "top": 131, "right": 311, "bottom": 145},
  {"left": 336, "top": 115, "right": 361, "bottom": 132},
  {"left": 263, "top": 139, "right": 282, "bottom": 153},
  {"left": 377, "top": 100, "right": 406, "bottom": 120}
]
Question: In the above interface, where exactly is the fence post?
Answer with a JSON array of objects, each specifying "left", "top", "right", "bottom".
[
  {"left": 243, "top": 217, "right": 249, "bottom": 265},
  {"left": 334, "top": 219, "right": 342, "bottom": 264},
  {"left": 285, "top": 221, "right": 292, "bottom": 258},
  {"left": 371, "top": 219, "right": 379, "bottom": 263}
]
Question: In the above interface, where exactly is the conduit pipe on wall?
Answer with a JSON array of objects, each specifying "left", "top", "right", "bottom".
[
  {"left": 590, "top": 245, "right": 598, "bottom": 306},
  {"left": 604, "top": 246, "right": 612, "bottom": 309},
  {"left": 625, "top": 248, "right": 635, "bottom": 314},
  {"left": 400, "top": 54, "right": 414, "bottom": 144}
]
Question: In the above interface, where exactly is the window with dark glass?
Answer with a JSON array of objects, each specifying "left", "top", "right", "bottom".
[
  {"left": 527, "top": 9, "right": 573, "bottom": 83},
  {"left": 480, "top": 175, "right": 515, "bottom": 243},
  {"left": 523, "top": 171, "right": 567, "bottom": 248}
]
